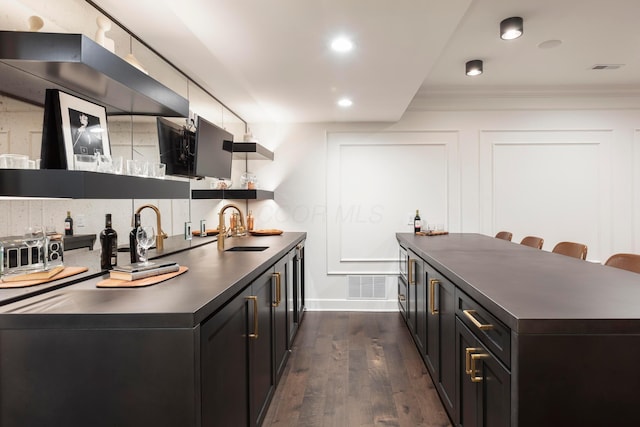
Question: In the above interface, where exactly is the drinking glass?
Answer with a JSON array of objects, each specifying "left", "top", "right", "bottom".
[
  {"left": 23, "top": 225, "right": 45, "bottom": 270},
  {"left": 136, "top": 226, "right": 155, "bottom": 265}
]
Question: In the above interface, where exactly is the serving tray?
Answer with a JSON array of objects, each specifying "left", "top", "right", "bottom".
[{"left": 97, "top": 266, "right": 188, "bottom": 288}]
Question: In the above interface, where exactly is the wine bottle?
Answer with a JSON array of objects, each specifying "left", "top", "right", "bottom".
[
  {"left": 64, "top": 211, "right": 73, "bottom": 236},
  {"left": 414, "top": 209, "right": 422, "bottom": 233},
  {"left": 100, "top": 213, "right": 118, "bottom": 270},
  {"left": 129, "top": 213, "right": 141, "bottom": 264}
]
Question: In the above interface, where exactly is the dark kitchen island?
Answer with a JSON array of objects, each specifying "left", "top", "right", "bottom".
[
  {"left": 0, "top": 232, "right": 306, "bottom": 427},
  {"left": 397, "top": 232, "right": 640, "bottom": 427}
]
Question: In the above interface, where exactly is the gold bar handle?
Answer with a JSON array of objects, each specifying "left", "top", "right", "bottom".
[
  {"left": 246, "top": 296, "right": 259, "bottom": 339},
  {"left": 470, "top": 353, "right": 489, "bottom": 382},
  {"left": 429, "top": 279, "right": 440, "bottom": 315},
  {"left": 463, "top": 309, "right": 494, "bottom": 331},
  {"left": 408, "top": 259, "right": 416, "bottom": 285},
  {"left": 272, "top": 272, "right": 282, "bottom": 307},
  {"left": 465, "top": 347, "right": 483, "bottom": 375}
]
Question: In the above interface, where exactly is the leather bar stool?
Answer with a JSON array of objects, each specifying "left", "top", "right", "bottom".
[
  {"left": 552, "top": 241, "right": 588, "bottom": 260},
  {"left": 520, "top": 236, "right": 544, "bottom": 249},
  {"left": 604, "top": 253, "right": 640, "bottom": 274},
  {"left": 495, "top": 231, "right": 513, "bottom": 241}
]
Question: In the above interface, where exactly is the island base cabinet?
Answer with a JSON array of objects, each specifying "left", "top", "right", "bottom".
[
  {"left": 456, "top": 318, "right": 510, "bottom": 427},
  {"left": 425, "top": 266, "right": 456, "bottom": 419},
  {"left": 516, "top": 333, "right": 640, "bottom": 427},
  {"left": 0, "top": 328, "right": 197, "bottom": 427}
]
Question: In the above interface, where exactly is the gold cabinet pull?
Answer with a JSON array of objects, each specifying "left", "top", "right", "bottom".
[
  {"left": 246, "top": 296, "right": 259, "bottom": 339},
  {"left": 465, "top": 347, "right": 483, "bottom": 375},
  {"left": 408, "top": 259, "right": 416, "bottom": 285},
  {"left": 463, "top": 309, "right": 494, "bottom": 331},
  {"left": 470, "top": 353, "right": 489, "bottom": 382},
  {"left": 429, "top": 279, "right": 440, "bottom": 315},
  {"left": 398, "top": 294, "right": 406, "bottom": 302},
  {"left": 272, "top": 272, "right": 282, "bottom": 307}
]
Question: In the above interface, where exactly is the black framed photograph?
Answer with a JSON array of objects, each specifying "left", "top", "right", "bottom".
[{"left": 40, "top": 89, "right": 111, "bottom": 170}]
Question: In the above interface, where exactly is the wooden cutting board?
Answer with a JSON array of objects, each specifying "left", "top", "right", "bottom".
[
  {"left": 0, "top": 266, "right": 89, "bottom": 289},
  {"left": 416, "top": 230, "right": 449, "bottom": 236},
  {"left": 97, "top": 266, "right": 188, "bottom": 288},
  {"left": 249, "top": 229, "right": 283, "bottom": 236}
]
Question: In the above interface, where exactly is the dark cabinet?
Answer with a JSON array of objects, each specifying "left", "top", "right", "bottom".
[
  {"left": 397, "top": 275, "right": 408, "bottom": 320},
  {"left": 274, "top": 252, "right": 292, "bottom": 383},
  {"left": 250, "top": 268, "right": 276, "bottom": 427},
  {"left": 408, "top": 249, "right": 426, "bottom": 355},
  {"left": 293, "top": 242, "right": 306, "bottom": 331},
  {"left": 424, "top": 263, "right": 456, "bottom": 418},
  {"left": 201, "top": 287, "right": 251, "bottom": 427},
  {"left": 456, "top": 318, "right": 510, "bottom": 427},
  {"left": 201, "top": 267, "right": 276, "bottom": 427}
]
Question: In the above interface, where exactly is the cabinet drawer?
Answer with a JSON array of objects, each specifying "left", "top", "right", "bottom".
[{"left": 456, "top": 290, "right": 511, "bottom": 369}]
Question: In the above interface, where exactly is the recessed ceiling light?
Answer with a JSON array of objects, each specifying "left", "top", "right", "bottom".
[
  {"left": 331, "top": 37, "right": 354, "bottom": 53},
  {"left": 538, "top": 39, "right": 562, "bottom": 49},
  {"left": 338, "top": 98, "right": 353, "bottom": 107}
]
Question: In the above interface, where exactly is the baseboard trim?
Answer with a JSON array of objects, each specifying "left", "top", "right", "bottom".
[{"left": 304, "top": 298, "right": 399, "bottom": 312}]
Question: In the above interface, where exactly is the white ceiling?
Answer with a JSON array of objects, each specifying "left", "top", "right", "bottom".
[{"left": 93, "top": 0, "right": 640, "bottom": 123}]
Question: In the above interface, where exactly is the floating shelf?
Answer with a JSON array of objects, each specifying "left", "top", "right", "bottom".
[
  {"left": 191, "top": 189, "right": 274, "bottom": 200},
  {"left": 0, "top": 169, "right": 189, "bottom": 199},
  {"left": 0, "top": 31, "right": 188, "bottom": 117},
  {"left": 232, "top": 142, "right": 274, "bottom": 160}
]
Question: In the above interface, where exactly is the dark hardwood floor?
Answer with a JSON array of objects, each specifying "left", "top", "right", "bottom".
[{"left": 262, "top": 311, "right": 452, "bottom": 427}]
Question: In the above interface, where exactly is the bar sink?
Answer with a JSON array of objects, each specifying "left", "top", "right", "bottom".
[{"left": 225, "top": 246, "right": 269, "bottom": 252}]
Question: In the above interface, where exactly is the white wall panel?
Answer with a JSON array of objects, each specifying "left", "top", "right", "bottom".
[
  {"left": 480, "top": 130, "right": 612, "bottom": 261},
  {"left": 327, "top": 131, "right": 458, "bottom": 274}
]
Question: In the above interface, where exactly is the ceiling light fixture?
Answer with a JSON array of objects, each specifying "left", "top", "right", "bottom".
[
  {"left": 331, "top": 37, "right": 354, "bottom": 53},
  {"left": 465, "top": 60, "right": 483, "bottom": 76},
  {"left": 338, "top": 98, "right": 353, "bottom": 107},
  {"left": 500, "top": 16, "right": 523, "bottom": 40}
]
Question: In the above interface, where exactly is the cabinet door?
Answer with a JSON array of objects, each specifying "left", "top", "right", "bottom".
[
  {"left": 409, "top": 249, "right": 426, "bottom": 355},
  {"left": 425, "top": 264, "right": 456, "bottom": 417},
  {"left": 293, "top": 242, "right": 305, "bottom": 325},
  {"left": 456, "top": 318, "right": 510, "bottom": 427},
  {"left": 250, "top": 268, "right": 275, "bottom": 427},
  {"left": 201, "top": 287, "right": 250, "bottom": 427},
  {"left": 274, "top": 251, "right": 292, "bottom": 382}
]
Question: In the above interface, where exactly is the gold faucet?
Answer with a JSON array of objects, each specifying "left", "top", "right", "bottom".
[
  {"left": 135, "top": 204, "right": 168, "bottom": 251},
  {"left": 218, "top": 203, "right": 245, "bottom": 250}
]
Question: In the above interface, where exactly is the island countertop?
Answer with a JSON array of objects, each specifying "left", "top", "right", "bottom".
[
  {"left": 0, "top": 232, "right": 306, "bottom": 329},
  {"left": 397, "top": 232, "right": 640, "bottom": 334}
]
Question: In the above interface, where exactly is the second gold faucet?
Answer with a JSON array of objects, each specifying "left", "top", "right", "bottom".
[{"left": 218, "top": 203, "right": 246, "bottom": 250}]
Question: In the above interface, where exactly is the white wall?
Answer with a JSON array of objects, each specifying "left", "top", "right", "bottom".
[{"left": 248, "top": 107, "right": 640, "bottom": 311}]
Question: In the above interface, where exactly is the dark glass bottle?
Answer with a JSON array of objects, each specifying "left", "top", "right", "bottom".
[
  {"left": 100, "top": 213, "right": 118, "bottom": 270},
  {"left": 64, "top": 211, "right": 73, "bottom": 236},
  {"left": 129, "top": 213, "right": 141, "bottom": 264},
  {"left": 414, "top": 209, "right": 422, "bottom": 234}
]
